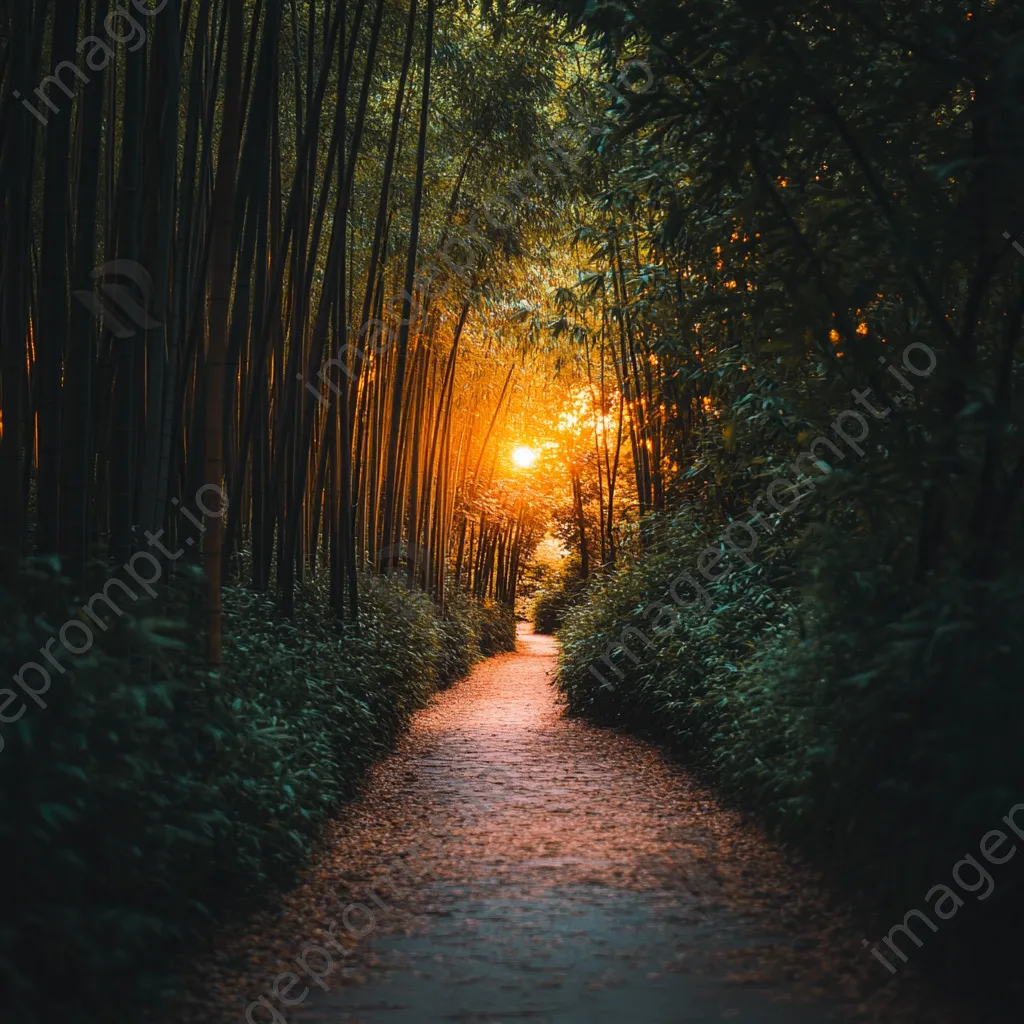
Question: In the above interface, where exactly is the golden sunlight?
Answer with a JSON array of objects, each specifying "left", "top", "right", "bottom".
[{"left": 512, "top": 445, "right": 538, "bottom": 469}]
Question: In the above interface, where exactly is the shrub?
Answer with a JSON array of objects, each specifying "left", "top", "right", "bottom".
[
  {"left": 433, "top": 588, "right": 484, "bottom": 686},
  {"left": 531, "top": 556, "right": 587, "bottom": 634},
  {"left": 0, "top": 554, "right": 486, "bottom": 1023},
  {"left": 478, "top": 599, "right": 516, "bottom": 654},
  {"left": 557, "top": 504, "right": 1024, "bottom": 987}
]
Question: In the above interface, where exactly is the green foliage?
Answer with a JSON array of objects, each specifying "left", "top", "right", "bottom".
[
  {"left": 531, "top": 555, "right": 587, "bottom": 633},
  {"left": 0, "top": 554, "right": 486, "bottom": 1024},
  {"left": 478, "top": 599, "right": 517, "bottom": 654},
  {"left": 558, "top": 504, "right": 1024, "bottom": 974},
  {"left": 434, "top": 588, "right": 484, "bottom": 687},
  {"left": 434, "top": 591, "right": 516, "bottom": 683}
]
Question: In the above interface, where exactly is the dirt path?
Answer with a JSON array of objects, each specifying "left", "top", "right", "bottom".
[{"left": 178, "top": 626, "right": 972, "bottom": 1024}]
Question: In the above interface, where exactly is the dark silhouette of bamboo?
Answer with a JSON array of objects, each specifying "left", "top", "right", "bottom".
[
  {"left": 204, "top": 0, "right": 244, "bottom": 664},
  {"left": 380, "top": 0, "right": 434, "bottom": 573}
]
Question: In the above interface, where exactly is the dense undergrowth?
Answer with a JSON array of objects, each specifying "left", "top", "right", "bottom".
[
  {"left": 531, "top": 556, "right": 587, "bottom": 634},
  {"left": 0, "top": 553, "right": 505, "bottom": 1023},
  {"left": 558, "top": 493, "right": 1024, "bottom": 993}
]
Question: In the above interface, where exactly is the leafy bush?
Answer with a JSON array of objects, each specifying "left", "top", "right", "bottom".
[
  {"left": 531, "top": 556, "right": 587, "bottom": 634},
  {"left": 478, "top": 599, "right": 516, "bottom": 654},
  {"left": 0, "top": 554, "right": 488, "bottom": 1023},
  {"left": 558, "top": 503, "right": 1024, "bottom": 984},
  {"left": 433, "top": 588, "right": 484, "bottom": 686}
]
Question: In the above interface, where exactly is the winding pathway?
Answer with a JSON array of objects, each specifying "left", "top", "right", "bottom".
[{"left": 180, "top": 626, "right": 971, "bottom": 1024}]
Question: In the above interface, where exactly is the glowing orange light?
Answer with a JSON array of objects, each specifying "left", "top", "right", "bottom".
[{"left": 511, "top": 445, "right": 538, "bottom": 469}]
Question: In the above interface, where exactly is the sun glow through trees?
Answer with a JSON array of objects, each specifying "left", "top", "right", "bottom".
[{"left": 512, "top": 445, "right": 539, "bottom": 469}]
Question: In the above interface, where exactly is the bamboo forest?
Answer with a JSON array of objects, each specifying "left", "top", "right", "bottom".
[{"left": 2, "top": 1, "right": 1023, "bottom": 1021}]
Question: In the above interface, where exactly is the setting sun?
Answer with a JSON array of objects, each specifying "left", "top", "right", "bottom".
[{"left": 512, "top": 445, "right": 538, "bottom": 469}]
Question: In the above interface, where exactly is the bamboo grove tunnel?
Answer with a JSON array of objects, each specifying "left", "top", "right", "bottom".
[{"left": 2, "top": 1, "right": 1024, "bottom": 1022}]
